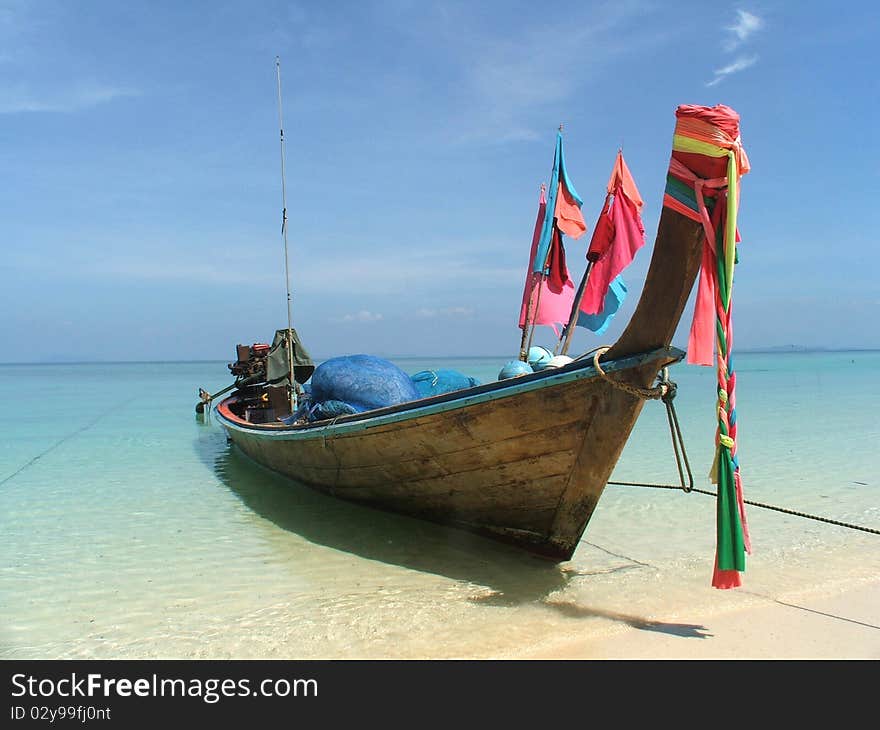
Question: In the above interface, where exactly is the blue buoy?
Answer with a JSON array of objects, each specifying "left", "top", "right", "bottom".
[{"left": 527, "top": 346, "right": 553, "bottom": 371}]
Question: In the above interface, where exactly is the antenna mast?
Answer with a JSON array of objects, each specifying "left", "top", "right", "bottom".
[{"left": 275, "top": 56, "right": 296, "bottom": 414}]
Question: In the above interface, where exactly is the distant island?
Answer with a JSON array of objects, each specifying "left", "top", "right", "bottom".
[{"left": 738, "top": 345, "right": 880, "bottom": 354}]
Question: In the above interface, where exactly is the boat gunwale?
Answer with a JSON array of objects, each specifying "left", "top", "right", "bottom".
[{"left": 215, "top": 345, "right": 683, "bottom": 441}]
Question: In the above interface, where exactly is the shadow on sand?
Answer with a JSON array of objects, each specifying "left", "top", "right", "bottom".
[{"left": 195, "top": 420, "right": 709, "bottom": 639}]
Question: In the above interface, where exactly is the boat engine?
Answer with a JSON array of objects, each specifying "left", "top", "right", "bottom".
[
  {"left": 225, "top": 343, "right": 273, "bottom": 417},
  {"left": 228, "top": 343, "right": 271, "bottom": 381}
]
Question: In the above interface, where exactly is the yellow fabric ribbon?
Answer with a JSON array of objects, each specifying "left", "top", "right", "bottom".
[{"left": 671, "top": 133, "right": 747, "bottom": 310}]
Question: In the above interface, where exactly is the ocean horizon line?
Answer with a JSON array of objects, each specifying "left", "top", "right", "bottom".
[{"left": 1, "top": 346, "right": 879, "bottom": 367}]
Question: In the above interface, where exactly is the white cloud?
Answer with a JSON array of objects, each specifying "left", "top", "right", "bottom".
[
  {"left": 415, "top": 307, "right": 474, "bottom": 319},
  {"left": 383, "top": 1, "right": 670, "bottom": 145},
  {"left": 4, "top": 241, "right": 281, "bottom": 285},
  {"left": 337, "top": 310, "right": 383, "bottom": 323},
  {"left": 706, "top": 55, "right": 759, "bottom": 87},
  {"left": 0, "top": 83, "right": 140, "bottom": 114},
  {"left": 6, "top": 234, "right": 524, "bottom": 297},
  {"left": 706, "top": 10, "right": 764, "bottom": 85},
  {"left": 285, "top": 237, "right": 523, "bottom": 296},
  {"left": 725, "top": 9, "right": 764, "bottom": 50},
  {"left": 0, "top": 4, "right": 139, "bottom": 114}
]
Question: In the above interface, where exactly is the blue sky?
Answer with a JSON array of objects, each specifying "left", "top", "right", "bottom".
[{"left": 1, "top": 0, "right": 877, "bottom": 362}]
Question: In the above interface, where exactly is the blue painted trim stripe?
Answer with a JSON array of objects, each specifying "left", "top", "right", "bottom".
[{"left": 216, "top": 347, "right": 682, "bottom": 443}]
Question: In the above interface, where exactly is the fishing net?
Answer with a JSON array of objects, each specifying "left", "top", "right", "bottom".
[{"left": 304, "top": 355, "right": 419, "bottom": 421}]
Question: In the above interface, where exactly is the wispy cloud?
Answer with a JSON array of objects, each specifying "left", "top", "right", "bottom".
[
  {"left": 0, "top": 83, "right": 140, "bottom": 114},
  {"left": 383, "top": 1, "right": 669, "bottom": 145},
  {"left": 0, "top": 3, "right": 139, "bottom": 114},
  {"left": 706, "top": 55, "right": 759, "bottom": 87},
  {"left": 707, "top": 9, "right": 764, "bottom": 86},
  {"left": 5, "top": 243, "right": 280, "bottom": 285},
  {"left": 336, "top": 310, "right": 384, "bottom": 323},
  {"left": 284, "top": 235, "right": 523, "bottom": 296},
  {"left": 6, "top": 235, "right": 523, "bottom": 298},
  {"left": 725, "top": 9, "right": 764, "bottom": 50},
  {"left": 414, "top": 307, "right": 474, "bottom": 319}
]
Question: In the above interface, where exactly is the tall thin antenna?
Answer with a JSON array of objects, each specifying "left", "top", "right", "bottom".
[{"left": 275, "top": 56, "right": 296, "bottom": 414}]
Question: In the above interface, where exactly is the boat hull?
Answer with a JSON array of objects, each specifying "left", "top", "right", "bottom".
[
  {"left": 216, "top": 156, "right": 712, "bottom": 560},
  {"left": 216, "top": 348, "right": 681, "bottom": 560}
]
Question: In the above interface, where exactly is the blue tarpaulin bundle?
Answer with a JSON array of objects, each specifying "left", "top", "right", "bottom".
[
  {"left": 498, "top": 359, "right": 532, "bottom": 379},
  {"left": 410, "top": 369, "right": 481, "bottom": 398},
  {"left": 302, "top": 355, "right": 420, "bottom": 421}
]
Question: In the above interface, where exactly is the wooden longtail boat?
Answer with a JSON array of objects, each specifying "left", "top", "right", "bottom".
[{"left": 209, "top": 102, "right": 749, "bottom": 565}]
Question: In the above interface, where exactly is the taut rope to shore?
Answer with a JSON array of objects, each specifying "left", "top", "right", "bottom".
[{"left": 609, "top": 480, "right": 879, "bottom": 536}]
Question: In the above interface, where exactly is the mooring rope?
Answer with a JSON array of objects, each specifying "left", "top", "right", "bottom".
[
  {"left": 591, "top": 348, "right": 694, "bottom": 492},
  {"left": 589, "top": 347, "right": 877, "bottom": 536},
  {"left": 608, "top": 481, "right": 879, "bottom": 536},
  {"left": 661, "top": 377, "right": 694, "bottom": 492},
  {"left": 0, "top": 397, "right": 137, "bottom": 488},
  {"left": 592, "top": 347, "right": 670, "bottom": 401}
]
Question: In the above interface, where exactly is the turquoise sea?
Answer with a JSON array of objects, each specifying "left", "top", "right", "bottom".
[{"left": 1, "top": 351, "right": 878, "bottom": 658}]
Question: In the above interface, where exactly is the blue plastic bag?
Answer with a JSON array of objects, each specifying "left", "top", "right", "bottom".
[
  {"left": 411, "top": 369, "right": 481, "bottom": 398},
  {"left": 498, "top": 360, "right": 533, "bottom": 380}
]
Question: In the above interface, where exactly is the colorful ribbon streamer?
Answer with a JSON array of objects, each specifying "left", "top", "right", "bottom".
[{"left": 663, "top": 105, "right": 751, "bottom": 589}]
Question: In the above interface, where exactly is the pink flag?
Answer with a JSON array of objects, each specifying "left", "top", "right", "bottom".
[
  {"left": 580, "top": 152, "right": 645, "bottom": 315},
  {"left": 519, "top": 186, "right": 576, "bottom": 335}
]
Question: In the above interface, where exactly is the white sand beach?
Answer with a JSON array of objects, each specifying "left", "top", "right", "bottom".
[{"left": 523, "top": 578, "right": 880, "bottom": 660}]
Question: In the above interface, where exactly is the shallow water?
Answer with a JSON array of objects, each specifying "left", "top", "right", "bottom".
[{"left": 1, "top": 352, "right": 877, "bottom": 658}]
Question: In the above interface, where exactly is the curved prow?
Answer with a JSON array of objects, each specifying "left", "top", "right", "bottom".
[
  {"left": 547, "top": 105, "right": 747, "bottom": 560},
  {"left": 606, "top": 207, "right": 704, "bottom": 360},
  {"left": 607, "top": 104, "right": 746, "bottom": 363}
]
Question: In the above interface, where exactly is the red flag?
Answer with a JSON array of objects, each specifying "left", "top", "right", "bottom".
[{"left": 580, "top": 151, "right": 645, "bottom": 315}]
